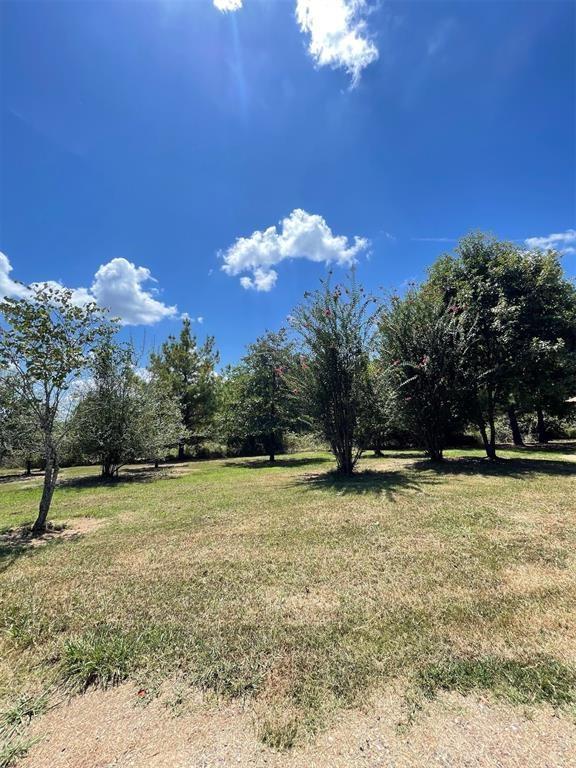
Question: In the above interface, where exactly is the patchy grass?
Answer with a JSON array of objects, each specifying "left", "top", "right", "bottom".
[
  {"left": 0, "top": 445, "right": 575, "bottom": 749},
  {"left": 419, "top": 656, "right": 576, "bottom": 706}
]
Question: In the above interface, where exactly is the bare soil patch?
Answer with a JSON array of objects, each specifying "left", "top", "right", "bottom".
[
  {"left": 0, "top": 518, "right": 105, "bottom": 550},
  {"left": 21, "top": 685, "right": 576, "bottom": 768}
]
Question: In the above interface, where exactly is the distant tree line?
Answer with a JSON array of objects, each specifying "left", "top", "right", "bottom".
[{"left": 1, "top": 232, "right": 575, "bottom": 533}]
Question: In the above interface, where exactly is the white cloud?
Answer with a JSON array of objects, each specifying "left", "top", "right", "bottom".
[
  {"left": 0, "top": 252, "right": 28, "bottom": 299},
  {"left": 213, "top": 0, "right": 242, "bottom": 11},
  {"left": 525, "top": 229, "right": 576, "bottom": 255},
  {"left": 0, "top": 253, "right": 177, "bottom": 326},
  {"left": 295, "top": 0, "right": 378, "bottom": 84},
  {"left": 89, "top": 258, "right": 177, "bottom": 325},
  {"left": 221, "top": 208, "right": 369, "bottom": 291}
]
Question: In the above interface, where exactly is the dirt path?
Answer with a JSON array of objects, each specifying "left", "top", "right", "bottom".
[{"left": 22, "top": 685, "right": 576, "bottom": 768}]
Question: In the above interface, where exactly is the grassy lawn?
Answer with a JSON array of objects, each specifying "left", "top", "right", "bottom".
[{"left": 1, "top": 445, "right": 575, "bottom": 754}]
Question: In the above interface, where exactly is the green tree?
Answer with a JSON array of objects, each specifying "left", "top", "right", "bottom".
[
  {"left": 379, "top": 287, "right": 472, "bottom": 462},
  {"left": 71, "top": 339, "right": 142, "bottom": 478},
  {"left": 149, "top": 318, "right": 219, "bottom": 458},
  {"left": 217, "top": 330, "right": 299, "bottom": 462},
  {"left": 0, "top": 372, "right": 41, "bottom": 472},
  {"left": 355, "top": 360, "right": 393, "bottom": 457},
  {"left": 291, "top": 275, "right": 373, "bottom": 476},
  {"left": 428, "top": 234, "right": 576, "bottom": 455},
  {"left": 138, "top": 378, "right": 183, "bottom": 468},
  {"left": 0, "top": 284, "right": 110, "bottom": 533}
]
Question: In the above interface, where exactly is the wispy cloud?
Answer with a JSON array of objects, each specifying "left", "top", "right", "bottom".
[
  {"left": 525, "top": 229, "right": 576, "bottom": 255},
  {"left": 427, "top": 18, "right": 457, "bottom": 57},
  {"left": 220, "top": 208, "right": 369, "bottom": 291}
]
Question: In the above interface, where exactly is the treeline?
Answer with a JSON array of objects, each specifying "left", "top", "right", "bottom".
[{"left": 1, "top": 232, "right": 575, "bottom": 533}]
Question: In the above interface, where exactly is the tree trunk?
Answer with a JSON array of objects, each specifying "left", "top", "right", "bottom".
[
  {"left": 25, "top": 459, "right": 32, "bottom": 476},
  {"left": 536, "top": 406, "right": 548, "bottom": 443},
  {"left": 178, "top": 441, "right": 185, "bottom": 460},
  {"left": 507, "top": 405, "right": 524, "bottom": 446},
  {"left": 32, "top": 446, "right": 58, "bottom": 535},
  {"left": 478, "top": 419, "right": 497, "bottom": 460}
]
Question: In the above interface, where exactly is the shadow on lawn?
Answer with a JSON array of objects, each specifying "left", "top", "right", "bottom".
[
  {"left": 58, "top": 466, "right": 177, "bottom": 491},
  {"left": 412, "top": 456, "right": 575, "bottom": 478},
  {"left": 295, "top": 469, "right": 424, "bottom": 499},
  {"left": 224, "top": 456, "right": 332, "bottom": 470},
  {"left": 0, "top": 471, "right": 45, "bottom": 485}
]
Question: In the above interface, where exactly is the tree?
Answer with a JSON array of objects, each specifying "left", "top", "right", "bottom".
[
  {"left": 428, "top": 234, "right": 576, "bottom": 455},
  {"left": 149, "top": 318, "right": 219, "bottom": 458},
  {"left": 379, "top": 287, "right": 472, "bottom": 462},
  {"left": 428, "top": 234, "right": 528, "bottom": 458},
  {"left": 355, "top": 360, "right": 393, "bottom": 457},
  {"left": 291, "top": 275, "right": 373, "bottom": 476},
  {"left": 138, "top": 379, "right": 183, "bottom": 468},
  {"left": 71, "top": 339, "right": 142, "bottom": 478},
  {"left": 507, "top": 250, "right": 576, "bottom": 443},
  {"left": 0, "top": 374, "right": 42, "bottom": 473},
  {"left": 217, "top": 330, "right": 299, "bottom": 462},
  {"left": 0, "top": 284, "right": 110, "bottom": 533}
]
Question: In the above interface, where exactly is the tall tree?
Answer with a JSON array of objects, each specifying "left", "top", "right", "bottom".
[
  {"left": 379, "top": 287, "right": 472, "bottom": 462},
  {"left": 428, "top": 235, "right": 576, "bottom": 455},
  {"left": 291, "top": 275, "right": 373, "bottom": 476},
  {"left": 149, "top": 318, "right": 219, "bottom": 458},
  {"left": 0, "top": 284, "right": 110, "bottom": 533}
]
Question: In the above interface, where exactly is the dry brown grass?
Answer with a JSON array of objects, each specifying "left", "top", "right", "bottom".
[{"left": 1, "top": 445, "right": 575, "bottom": 764}]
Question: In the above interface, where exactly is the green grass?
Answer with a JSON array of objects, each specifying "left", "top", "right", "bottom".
[{"left": 0, "top": 444, "right": 575, "bottom": 749}]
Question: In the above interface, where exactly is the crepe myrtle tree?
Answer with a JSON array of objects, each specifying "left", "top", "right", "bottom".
[
  {"left": 291, "top": 274, "right": 374, "bottom": 476},
  {"left": 0, "top": 284, "right": 111, "bottom": 534},
  {"left": 379, "top": 287, "right": 473, "bottom": 462}
]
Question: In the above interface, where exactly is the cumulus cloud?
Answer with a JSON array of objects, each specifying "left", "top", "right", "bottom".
[
  {"left": 0, "top": 253, "right": 177, "bottom": 326},
  {"left": 221, "top": 208, "right": 369, "bottom": 291},
  {"left": 0, "top": 252, "right": 28, "bottom": 299},
  {"left": 295, "top": 0, "right": 378, "bottom": 83},
  {"left": 89, "top": 258, "right": 177, "bottom": 325},
  {"left": 525, "top": 229, "right": 576, "bottom": 256},
  {"left": 213, "top": 0, "right": 243, "bottom": 10}
]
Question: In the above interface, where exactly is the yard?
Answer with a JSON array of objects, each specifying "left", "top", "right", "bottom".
[{"left": 1, "top": 445, "right": 575, "bottom": 766}]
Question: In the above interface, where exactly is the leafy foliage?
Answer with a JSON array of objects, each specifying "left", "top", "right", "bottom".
[{"left": 291, "top": 275, "right": 374, "bottom": 475}]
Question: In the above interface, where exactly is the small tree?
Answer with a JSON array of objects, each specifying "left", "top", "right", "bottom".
[
  {"left": 0, "top": 284, "right": 110, "bottom": 533},
  {"left": 71, "top": 339, "right": 142, "bottom": 478},
  {"left": 149, "top": 318, "right": 219, "bottom": 458},
  {"left": 356, "top": 361, "right": 394, "bottom": 456},
  {"left": 138, "top": 379, "right": 183, "bottom": 468},
  {"left": 216, "top": 331, "right": 299, "bottom": 462},
  {"left": 379, "top": 288, "right": 472, "bottom": 462},
  {"left": 291, "top": 275, "right": 373, "bottom": 476}
]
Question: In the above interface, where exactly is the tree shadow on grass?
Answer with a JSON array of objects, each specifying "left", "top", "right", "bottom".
[
  {"left": 0, "top": 525, "right": 83, "bottom": 574},
  {"left": 57, "top": 466, "right": 178, "bottom": 492},
  {"left": 0, "top": 471, "right": 45, "bottom": 485},
  {"left": 224, "top": 456, "right": 333, "bottom": 470},
  {"left": 412, "top": 456, "right": 575, "bottom": 479},
  {"left": 294, "top": 469, "right": 425, "bottom": 500},
  {"left": 501, "top": 441, "right": 576, "bottom": 456}
]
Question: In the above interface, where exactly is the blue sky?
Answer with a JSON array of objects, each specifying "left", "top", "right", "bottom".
[{"left": 1, "top": 0, "right": 575, "bottom": 365}]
